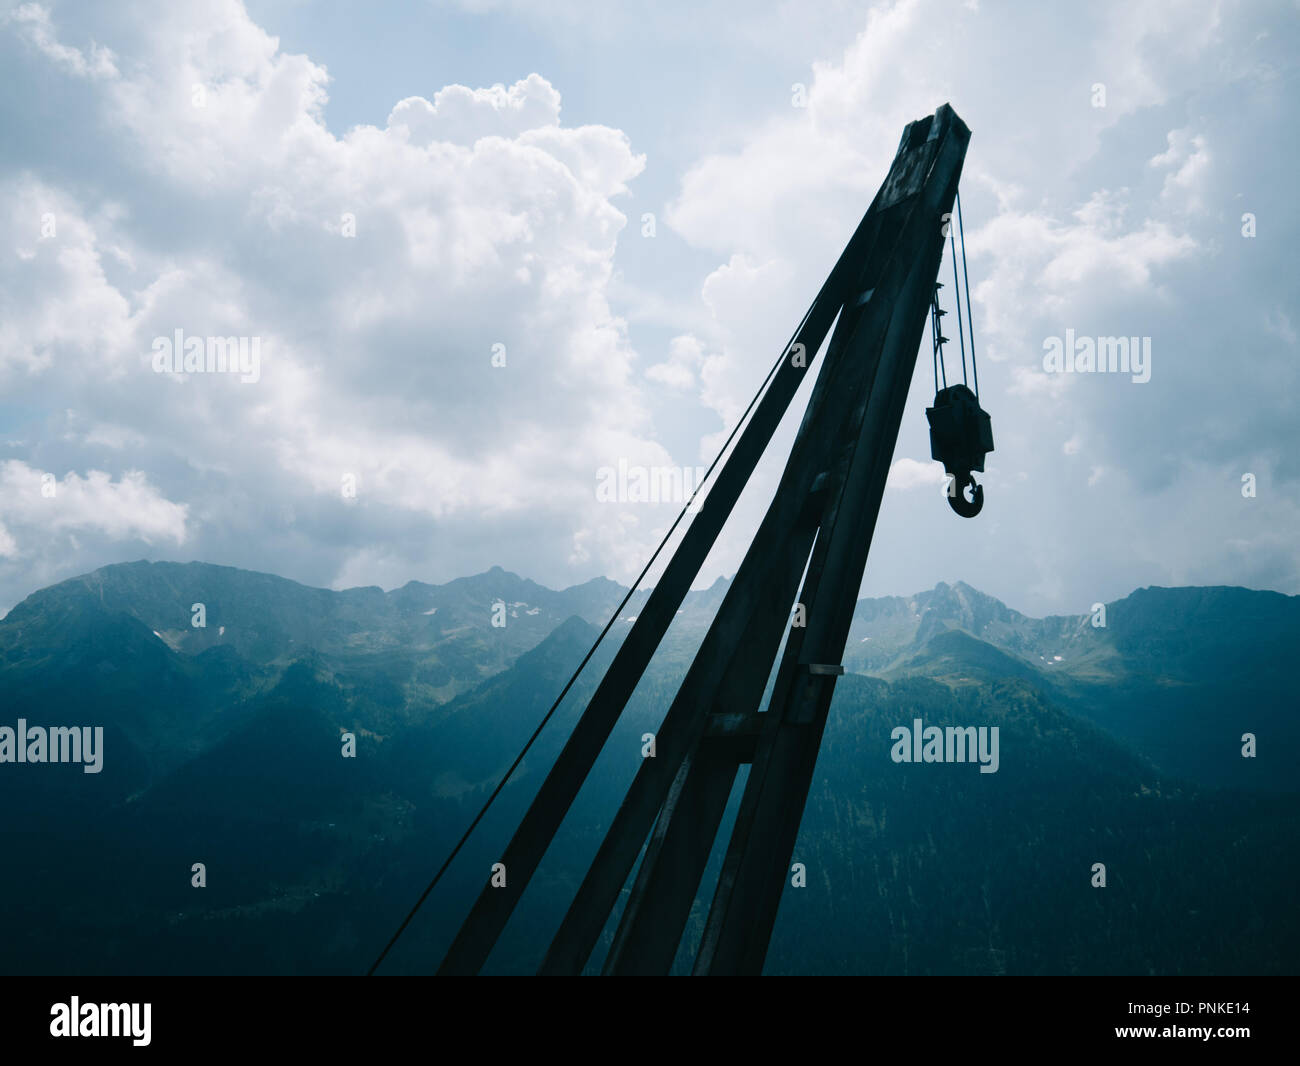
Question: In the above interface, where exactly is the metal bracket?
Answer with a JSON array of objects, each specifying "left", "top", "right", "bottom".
[{"left": 804, "top": 663, "right": 845, "bottom": 676}]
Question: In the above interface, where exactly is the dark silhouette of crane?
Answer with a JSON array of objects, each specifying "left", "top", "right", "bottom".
[{"left": 379, "top": 103, "right": 988, "bottom": 977}]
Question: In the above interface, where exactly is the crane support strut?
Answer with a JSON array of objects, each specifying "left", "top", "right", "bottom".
[{"left": 436, "top": 103, "right": 972, "bottom": 977}]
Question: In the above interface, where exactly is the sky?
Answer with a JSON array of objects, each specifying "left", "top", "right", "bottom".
[{"left": 0, "top": 0, "right": 1296, "bottom": 619}]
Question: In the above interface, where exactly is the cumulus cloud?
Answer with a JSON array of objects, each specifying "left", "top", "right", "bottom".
[
  {"left": 0, "top": 460, "right": 187, "bottom": 542},
  {"left": 645, "top": 334, "right": 707, "bottom": 390},
  {"left": 659, "top": 0, "right": 1300, "bottom": 610},
  {"left": 0, "top": 0, "right": 1295, "bottom": 619},
  {"left": 387, "top": 74, "right": 562, "bottom": 147},
  {"left": 0, "top": 0, "right": 667, "bottom": 608}
]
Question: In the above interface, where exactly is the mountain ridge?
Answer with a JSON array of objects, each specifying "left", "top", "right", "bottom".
[
  {"left": 1, "top": 560, "right": 1296, "bottom": 975},
  {"left": 2, "top": 560, "right": 1295, "bottom": 792}
]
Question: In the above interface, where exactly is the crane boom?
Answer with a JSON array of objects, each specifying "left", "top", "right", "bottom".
[{"left": 438, "top": 103, "right": 972, "bottom": 976}]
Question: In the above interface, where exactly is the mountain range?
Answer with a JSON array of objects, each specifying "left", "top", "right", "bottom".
[{"left": 1, "top": 560, "right": 1296, "bottom": 975}]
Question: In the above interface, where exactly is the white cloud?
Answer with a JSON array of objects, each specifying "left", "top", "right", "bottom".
[
  {"left": 5, "top": 2, "right": 117, "bottom": 79},
  {"left": 0, "top": 459, "right": 187, "bottom": 548},
  {"left": 1150, "top": 128, "right": 1212, "bottom": 213},
  {"left": 655, "top": 0, "right": 1299, "bottom": 611},
  {"left": 0, "top": 0, "right": 1295, "bottom": 618},
  {"left": 388, "top": 74, "right": 562, "bottom": 147},
  {"left": 887, "top": 458, "right": 946, "bottom": 492},
  {"left": 0, "top": 0, "right": 672, "bottom": 601},
  {"left": 646, "top": 334, "right": 706, "bottom": 390}
]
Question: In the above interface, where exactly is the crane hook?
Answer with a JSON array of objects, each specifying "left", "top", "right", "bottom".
[
  {"left": 947, "top": 471, "right": 984, "bottom": 518},
  {"left": 926, "top": 384, "right": 993, "bottom": 521}
]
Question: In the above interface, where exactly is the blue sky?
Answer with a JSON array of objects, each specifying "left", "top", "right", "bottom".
[{"left": 0, "top": 0, "right": 1296, "bottom": 618}]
